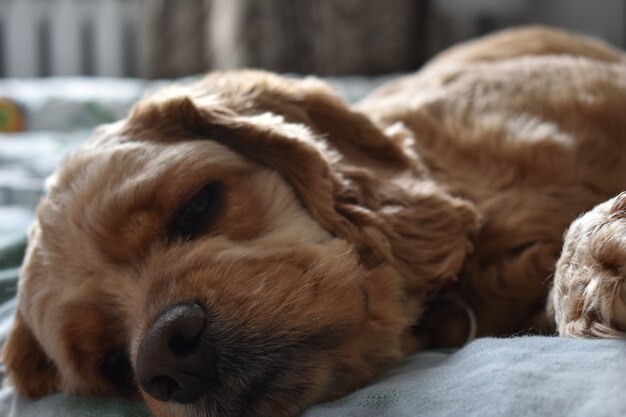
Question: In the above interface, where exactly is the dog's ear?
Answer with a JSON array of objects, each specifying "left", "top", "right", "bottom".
[
  {"left": 2, "top": 310, "right": 61, "bottom": 398},
  {"left": 193, "top": 72, "right": 480, "bottom": 283},
  {"left": 126, "top": 74, "right": 479, "bottom": 285},
  {"left": 2, "top": 225, "right": 61, "bottom": 398},
  {"left": 125, "top": 72, "right": 416, "bottom": 242}
]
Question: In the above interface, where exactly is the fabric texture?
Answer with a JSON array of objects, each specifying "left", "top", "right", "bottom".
[{"left": 305, "top": 337, "right": 626, "bottom": 417}]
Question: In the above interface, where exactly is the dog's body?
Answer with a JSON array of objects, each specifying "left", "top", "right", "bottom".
[
  {"left": 3, "top": 26, "right": 626, "bottom": 417},
  {"left": 360, "top": 26, "right": 626, "bottom": 340}
]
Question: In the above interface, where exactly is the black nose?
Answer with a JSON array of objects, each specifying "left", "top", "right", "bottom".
[{"left": 135, "top": 302, "right": 215, "bottom": 403}]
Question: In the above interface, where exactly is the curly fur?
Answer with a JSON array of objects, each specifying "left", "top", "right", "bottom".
[
  {"left": 2, "top": 26, "right": 626, "bottom": 417},
  {"left": 551, "top": 192, "right": 626, "bottom": 338}
]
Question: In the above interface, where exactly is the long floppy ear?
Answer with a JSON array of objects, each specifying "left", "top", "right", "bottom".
[
  {"left": 125, "top": 71, "right": 416, "bottom": 243},
  {"left": 126, "top": 75, "right": 479, "bottom": 287},
  {"left": 2, "top": 310, "right": 61, "bottom": 398},
  {"left": 2, "top": 225, "right": 61, "bottom": 398}
]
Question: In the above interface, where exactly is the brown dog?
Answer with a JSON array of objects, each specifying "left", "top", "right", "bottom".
[{"left": 3, "top": 26, "right": 626, "bottom": 417}]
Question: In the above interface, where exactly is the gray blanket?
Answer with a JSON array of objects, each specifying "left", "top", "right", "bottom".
[{"left": 307, "top": 337, "right": 626, "bottom": 417}]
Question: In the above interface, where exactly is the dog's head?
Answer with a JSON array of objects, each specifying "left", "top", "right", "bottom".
[{"left": 2, "top": 71, "right": 478, "bottom": 417}]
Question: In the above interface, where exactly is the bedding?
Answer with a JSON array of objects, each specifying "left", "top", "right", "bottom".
[{"left": 0, "top": 76, "right": 625, "bottom": 417}]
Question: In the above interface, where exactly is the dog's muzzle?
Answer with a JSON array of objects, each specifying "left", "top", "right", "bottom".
[{"left": 135, "top": 302, "right": 216, "bottom": 403}]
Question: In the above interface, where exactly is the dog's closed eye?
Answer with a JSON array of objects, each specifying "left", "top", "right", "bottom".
[{"left": 169, "top": 182, "right": 222, "bottom": 241}]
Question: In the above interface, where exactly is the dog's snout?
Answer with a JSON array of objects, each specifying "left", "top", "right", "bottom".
[{"left": 136, "top": 303, "right": 215, "bottom": 403}]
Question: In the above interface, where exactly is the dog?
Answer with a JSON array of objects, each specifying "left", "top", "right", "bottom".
[{"left": 2, "top": 26, "right": 626, "bottom": 417}]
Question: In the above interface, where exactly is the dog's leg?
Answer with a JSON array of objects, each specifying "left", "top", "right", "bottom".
[{"left": 551, "top": 192, "right": 626, "bottom": 338}]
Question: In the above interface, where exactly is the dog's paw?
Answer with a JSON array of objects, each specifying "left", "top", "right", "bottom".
[{"left": 551, "top": 192, "right": 626, "bottom": 338}]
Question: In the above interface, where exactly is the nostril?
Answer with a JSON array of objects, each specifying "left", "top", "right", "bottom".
[
  {"left": 145, "top": 375, "right": 180, "bottom": 402},
  {"left": 136, "top": 302, "right": 215, "bottom": 404}
]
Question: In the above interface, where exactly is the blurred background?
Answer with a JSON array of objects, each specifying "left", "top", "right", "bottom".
[{"left": 0, "top": 0, "right": 624, "bottom": 79}]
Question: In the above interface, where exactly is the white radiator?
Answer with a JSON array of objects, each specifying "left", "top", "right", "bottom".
[{"left": 0, "top": 0, "right": 143, "bottom": 77}]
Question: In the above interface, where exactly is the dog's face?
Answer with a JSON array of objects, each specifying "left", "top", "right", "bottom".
[{"left": 2, "top": 72, "right": 448, "bottom": 417}]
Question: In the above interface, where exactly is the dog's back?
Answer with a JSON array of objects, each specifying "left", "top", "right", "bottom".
[{"left": 359, "top": 26, "right": 626, "bottom": 338}]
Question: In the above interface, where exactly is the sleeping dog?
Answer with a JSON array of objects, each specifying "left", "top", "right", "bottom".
[{"left": 3, "top": 26, "right": 626, "bottom": 417}]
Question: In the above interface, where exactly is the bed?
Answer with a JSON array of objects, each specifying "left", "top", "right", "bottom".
[{"left": 1, "top": 76, "right": 625, "bottom": 417}]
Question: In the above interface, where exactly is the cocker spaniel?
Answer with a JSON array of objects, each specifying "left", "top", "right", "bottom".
[{"left": 3, "top": 26, "right": 626, "bottom": 417}]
